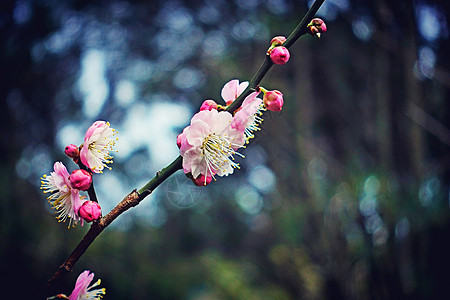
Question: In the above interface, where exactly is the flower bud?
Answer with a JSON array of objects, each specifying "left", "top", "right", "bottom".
[
  {"left": 70, "top": 169, "right": 92, "bottom": 191},
  {"left": 269, "top": 46, "right": 290, "bottom": 65},
  {"left": 263, "top": 90, "right": 284, "bottom": 111},
  {"left": 307, "top": 18, "right": 327, "bottom": 38},
  {"left": 65, "top": 144, "right": 79, "bottom": 159},
  {"left": 192, "top": 174, "right": 212, "bottom": 186},
  {"left": 79, "top": 201, "right": 102, "bottom": 222},
  {"left": 271, "top": 36, "right": 286, "bottom": 47},
  {"left": 176, "top": 133, "right": 184, "bottom": 148},
  {"left": 200, "top": 100, "right": 218, "bottom": 111}
]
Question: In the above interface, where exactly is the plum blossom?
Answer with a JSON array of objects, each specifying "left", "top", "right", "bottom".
[
  {"left": 40, "top": 162, "right": 84, "bottom": 228},
  {"left": 231, "top": 91, "right": 265, "bottom": 143},
  {"left": 179, "top": 109, "right": 246, "bottom": 184},
  {"left": 80, "top": 121, "right": 117, "bottom": 174},
  {"left": 68, "top": 270, "right": 105, "bottom": 300},
  {"left": 46, "top": 270, "right": 105, "bottom": 300},
  {"left": 221, "top": 79, "right": 249, "bottom": 105}
]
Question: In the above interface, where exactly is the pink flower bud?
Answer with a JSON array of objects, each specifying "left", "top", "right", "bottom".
[
  {"left": 78, "top": 201, "right": 102, "bottom": 222},
  {"left": 269, "top": 46, "right": 290, "bottom": 65},
  {"left": 192, "top": 174, "right": 212, "bottom": 186},
  {"left": 271, "top": 36, "right": 286, "bottom": 46},
  {"left": 308, "top": 18, "right": 327, "bottom": 38},
  {"left": 263, "top": 90, "right": 284, "bottom": 111},
  {"left": 200, "top": 100, "right": 218, "bottom": 111},
  {"left": 176, "top": 133, "right": 183, "bottom": 148},
  {"left": 65, "top": 144, "right": 79, "bottom": 159},
  {"left": 70, "top": 169, "right": 92, "bottom": 191}
]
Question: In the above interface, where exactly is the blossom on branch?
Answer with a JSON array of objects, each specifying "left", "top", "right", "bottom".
[
  {"left": 68, "top": 270, "right": 105, "bottom": 300},
  {"left": 80, "top": 121, "right": 117, "bottom": 174},
  {"left": 179, "top": 109, "right": 246, "bottom": 185},
  {"left": 231, "top": 91, "right": 265, "bottom": 143},
  {"left": 40, "top": 162, "right": 84, "bottom": 228},
  {"left": 221, "top": 79, "right": 249, "bottom": 105}
]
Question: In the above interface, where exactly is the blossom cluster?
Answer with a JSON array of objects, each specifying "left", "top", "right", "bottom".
[
  {"left": 178, "top": 79, "right": 284, "bottom": 186},
  {"left": 41, "top": 121, "right": 117, "bottom": 228}
]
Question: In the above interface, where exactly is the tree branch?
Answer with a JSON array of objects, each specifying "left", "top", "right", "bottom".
[{"left": 40, "top": 0, "right": 326, "bottom": 297}]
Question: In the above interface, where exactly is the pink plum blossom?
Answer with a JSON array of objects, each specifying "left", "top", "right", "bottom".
[
  {"left": 231, "top": 91, "right": 265, "bottom": 142},
  {"left": 40, "top": 162, "right": 84, "bottom": 228},
  {"left": 68, "top": 270, "right": 105, "bottom": 300},
  {"left": 79, "top": 201, "right": 102, "bottom": 222},
  {"left": 179, "top": 109, "right": 246, "bottom": 183},
  {"left": 269, "top": 46, "right": 290, "bottom": 65},
  {"left": 221, "top": 79, "right": 249, "bottom": 105},
  {"left": 80, "top": 121, "right": 117, "bottom": 174}
]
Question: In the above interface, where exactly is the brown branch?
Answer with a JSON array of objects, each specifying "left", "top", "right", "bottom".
[
  {"left": 40, "top": 190, "right": 141, "bottom": 296},
  {"left": 40, "top": 0, "right": 326, "bottom": 297}
]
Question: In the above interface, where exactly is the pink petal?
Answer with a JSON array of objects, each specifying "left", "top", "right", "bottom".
[
  {"left": 84, "top": 121, "right": 106, "bottom": 143},
  {"left": 221, "top": 79, "right": 239, "bottom": 103},
  {"left": 186, "top": 120, "right": 210, "bottom": 147}
]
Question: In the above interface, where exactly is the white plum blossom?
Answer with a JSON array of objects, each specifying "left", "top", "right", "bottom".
[
  {"left": 80, "top": 121, "right": 117, "bottom": 173},
  {"left": 179, "top": 109, "right": 246, "bottom": 184}
]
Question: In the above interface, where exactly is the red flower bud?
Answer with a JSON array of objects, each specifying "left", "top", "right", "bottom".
[
  {"left": 263, "top": 90, "right": 284, "bottom": 111},
  {"left": 78, "top": 201, "right": 102, "bottom": 222},
  {"left": 270, "top": 36, "right": 286, "bottom": 47},
  {"left": 192, "top": 174, "right": 212, "bottom": 186},
  {"left": 200, "top": 100, "right": 218, "bottom": 111},
  {"left": 64, "top": 144, "right": 79, "bottom": 159},
  {"left": 307, "top": 18, "right": 327, "bottom": 38},
  {"left": 70, "top": 169, "right": 92, "bottom": 191},
  {"left": 269, "top": 46, "right": 290, "bottom": 65}
]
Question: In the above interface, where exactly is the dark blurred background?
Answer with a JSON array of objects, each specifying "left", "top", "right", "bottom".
[{"left": 1, "top": 0, "right": 449, "bottom": 299}]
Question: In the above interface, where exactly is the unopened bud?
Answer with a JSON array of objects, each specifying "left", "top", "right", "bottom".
[
  {"left": 70, "top": 169, "right": 92, "bottom": 191},
  {"left": 307, "top": 18, "right": 327, "bottom": 38},
  {"left": 200, "top": 100, "right": 218, "bottom": 111},
  {"left": 78, "top": 201, "right": 102, "bottom": 222},
  {"left": 269, "top": 46, "right": 290, "bottom": 65},
  {"left": 192, "top": 174, "right": 212, "bottom": 186},
  {"left": 64, "top": 144, "right": 79, "bottom": 159},
  {"left": 271, "top": 36, "right": 286, "bottom": 47},
  {"left": 176, "top": 133, "right": 184, "bottom": 148},
  {"left": 263, "top": 90, "right": 284, "bottom": 111}
]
